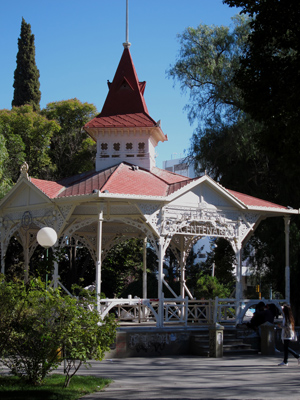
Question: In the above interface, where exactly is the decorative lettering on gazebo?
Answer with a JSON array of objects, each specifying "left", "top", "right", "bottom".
[
  {"left": 162, "top": 220, "right": 235, "bottom": 238},
  {"left": 161, "top": 205, "right": 237, "bottom": 238}
]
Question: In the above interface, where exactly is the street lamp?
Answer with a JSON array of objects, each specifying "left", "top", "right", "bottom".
[
  {"left": 37, "top": 227, "right": 57, "bottom": 249},
  {"left": 37, "top": 227, "right": 58, "bottom": 287}
]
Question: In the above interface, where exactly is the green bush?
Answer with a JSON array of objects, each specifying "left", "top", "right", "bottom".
[
  {"left": 194, "top": 273, "right": 231, "bottom": 299},
  {"left": 0, "top": 276, "right": 117, "bottom": 387}
]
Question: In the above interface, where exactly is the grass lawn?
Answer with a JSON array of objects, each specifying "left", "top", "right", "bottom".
[{"left": 0, "top": 374, "right": 112, "bottom": 400}]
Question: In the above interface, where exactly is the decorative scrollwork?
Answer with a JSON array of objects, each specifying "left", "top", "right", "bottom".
[{"left": 21, "top": 211, "right": 32, "bottom": 230}]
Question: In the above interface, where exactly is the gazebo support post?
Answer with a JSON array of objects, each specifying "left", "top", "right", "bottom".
[
  {"left": 180, "top": 238, "right": 185, "bottom": 300},
  {"left": 96, "top": 210, "right": 103, "bottom": 312},
  {"left": 143, "top": 236, "right": 147, "bottom": 299},
  {"left": 284, "top": 216, "right": 291, "bottom": 304},
  {"left": 52, "top": 247, "right": 59, "bottom": 289},
  {"left": 142, "top": 236, "right": 147, "bottom": 320},
  {"left": 24, "top": 233, "right": 29, "bottom": 284},
  {"left": 180, "top": 238, "right": 186, "bottom": 320},
  {"left": 157, "top": 236, "right": 165, "bottom": 328},
  {"left": 235, "top": 242, "right": 243, "bottom": 324},
  {"left": 235, "top": 219, "right": 243, "bottom": 324}
]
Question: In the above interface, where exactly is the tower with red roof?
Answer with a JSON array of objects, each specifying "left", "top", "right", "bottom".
[{"left": 84, "top": 42, "right": 167, "bottom": 172}]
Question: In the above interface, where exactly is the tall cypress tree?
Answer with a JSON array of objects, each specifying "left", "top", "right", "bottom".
[{"left": 12, "top": 18, "right": 41, "bottom": 111}]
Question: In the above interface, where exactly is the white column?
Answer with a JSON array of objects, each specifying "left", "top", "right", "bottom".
[
  {"left": 180, "top": 238, "right": 185, "bottom": 299},
  {"left": 143, "top": 237, "right": 147, "bottom": 299},
  {"left": 53, "top": 211, "right": 59, "bottom": 288},
  {"left": 52, "top": 246, "right": 59, "bottom": 289},
  {"left": 284, "top": 216, "right": 290, "bottom": 304},
  {"left": 24, "top": 233, "right": 29, "bottom": 283},
  {"left": 96, "top": 210, "right": 103, "bottom": 312},
  {"left": 157, "top": 236, "right": 165, "bottom": 328},
  {"left": 235, "top": 218, "right": 243, "bottom": 323},
  {"left": 235, "top": 242, "right": 242, "bottom": 323}
]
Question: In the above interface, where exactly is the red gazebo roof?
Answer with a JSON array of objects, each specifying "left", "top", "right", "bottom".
[
  {"left": 29, "top": 162, "right": 291, "bottom": 212},
  {"left": 30, "top": 163, "right": 192, "bottom": 199}
]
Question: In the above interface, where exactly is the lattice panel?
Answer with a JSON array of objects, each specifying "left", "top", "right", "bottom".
[
  {"left": 109, "top": 204, "right": 138, "bottom": 215},
  {"left": 60, "top": 218, "right": 96, "bottom": 247},
  {"left": 73, "top": 205, "right": 106, "bottom": 215},
  {"left": 136, "top": 202, "right": 161, "bottom": 216},
  {"left": 56, "top": 205, "right": 73, "bottom": 233},
  {"left": 239, "top": 213, "right": 260, "bottom": 242}
]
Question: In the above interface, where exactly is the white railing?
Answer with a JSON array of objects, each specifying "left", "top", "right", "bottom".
[
  {"left": 213, "top": 297, "right": 236, "bottom": 324},
  {"left": 238, "top": 298, "right": 285, "bottom": 321},
  {"left": 98, "top": 296, "right": 286, "bottom": 327},
  {"left": 187, "top": 299, "right": 214, "bottom": 324},
  {"left": 99, "top": 297, "right": 188, "bottom": 326}
]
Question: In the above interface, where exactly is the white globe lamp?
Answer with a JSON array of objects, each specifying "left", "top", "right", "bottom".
[{"left": 37, "top": 227, "right": 57, "bottom": 248}]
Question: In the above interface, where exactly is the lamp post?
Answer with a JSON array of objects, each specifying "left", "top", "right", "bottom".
[{"left": 37, "top": 227, "right": 58, "bottom": 287}]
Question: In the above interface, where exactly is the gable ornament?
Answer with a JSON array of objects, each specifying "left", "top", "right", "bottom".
[{"left": 20, "top": 162, "right": 29, "bottom": 180}]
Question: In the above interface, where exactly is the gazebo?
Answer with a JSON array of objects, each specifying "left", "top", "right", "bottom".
[{"left": 0, "top": 40, "right": 298, "bottom": 329}]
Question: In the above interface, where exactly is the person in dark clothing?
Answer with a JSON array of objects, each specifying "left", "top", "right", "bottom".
[
  {"left": 247, "top": 301, "right": 267, "bottom": 330},
  {"left": 264, "top": 304, "right": 275, "bottom": 324}
]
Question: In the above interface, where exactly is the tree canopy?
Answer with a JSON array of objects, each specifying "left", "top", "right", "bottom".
[
  {"left": 168, "top": 15, "right": 250, "bottom": 126},
  {"left": 168, "top": 10, "right": 300, "bottom": 318},
  {"left": 0, "top": 105, "right": 60, "bottom": 181},
  {"left": 41, "top": 98, "right": 97, "bottom": 180},
  {"left": 167, "top": 16, "right": 271, "bottom": 198},
  {"left": 223, "top": 0, "right": 300, "bottom": 208},
  {"left": 12, "top": 18, "right": 41, "bottom": 111},
  {"left": 0, "top": 133, "right": 10, "bottom": 198}
]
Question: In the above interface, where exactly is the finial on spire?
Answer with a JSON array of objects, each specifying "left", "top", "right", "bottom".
[{"left": 123, "top": 0, "right": 131, "bottom": 48}]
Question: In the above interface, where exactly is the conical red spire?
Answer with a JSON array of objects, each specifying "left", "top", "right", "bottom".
[{"left": 100, "top": 47, "right": 149, "bottom": 117}]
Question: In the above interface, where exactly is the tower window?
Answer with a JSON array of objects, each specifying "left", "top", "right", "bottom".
[
  {"left": 138, "top": 142, "right": 145, "bottom": 157},
  {"left": 113, "top": 143, "right": 120, "bottom": 151},
  {"left": 101, "top": 143, "right": 108, "bottom": 151},
  {"left": 138, "top": 142, "right": 145, "bottom": 152}
]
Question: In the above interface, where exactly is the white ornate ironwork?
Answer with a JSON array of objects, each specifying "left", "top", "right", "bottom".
[{"left": 161, "top": 205, "right": 237, "bottom": 239}]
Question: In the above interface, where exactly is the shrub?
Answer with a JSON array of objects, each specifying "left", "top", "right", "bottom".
[{"left": 0, "top": 276, "right": 117, "bottom": 387}]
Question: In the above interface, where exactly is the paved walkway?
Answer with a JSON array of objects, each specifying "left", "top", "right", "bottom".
[{"left": 73, "top": 354, "right": 300, "bottom": 400}]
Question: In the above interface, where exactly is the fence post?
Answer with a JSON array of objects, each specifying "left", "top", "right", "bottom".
[
  {"left": 214, "top": 296, "right": 219, "bottom": 323},
  {"left": 184, "top": 296, "right": 188, "bottom": 326},
  {"left": 157, "top": 292, "right": 164, "bottom": 328},
  {"left": 209, "top": 323, "right": 224, "bottom": 357}
]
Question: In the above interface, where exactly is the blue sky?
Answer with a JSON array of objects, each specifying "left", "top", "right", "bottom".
[{"left": 0, "top": 0, "right": 240, "bottom": 168}]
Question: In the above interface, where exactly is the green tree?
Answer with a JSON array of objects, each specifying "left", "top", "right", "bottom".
[
  {"left": 101, "top": 238, "right": 156, "bottom": 298},
  {"left": 0, "top": 132, "right": 12, "bottom": 198},
  {"left": 189, "top": 115, "right": 272, "bottom": 198},
  {"left": 167, "top": 15, "right": 273, "bottom": 199},
  {"left": 41, "top": 99, "right": 97, "bottom": 180},
  {"left": 204, "top": 239, "right": 235, "bottom": 288},
  {"left": 167, "top": 13, "right": 300, "bottom": 320},
  {"left": 194, "top": 273, "right": 230, "bottom": 299},
  {"left": 56, "top": 237, "right": 157, "bottom": 298},
  {"left": 223, "top": 0, "right": 300, "bottom": 322},
  {"left": 12, "top": 18, "right": 41, "bottom": 111},
  {"left": 223, "top": 0, "right": 300, "bottom": 207},
  {"left": 0, "top": 276, "right": 117, "bottom": 387},
  {"left": 168, "top": 15, "right": 250, "bottom": 125},
  {"left": 0, "top": 105, "right": 59, "bottom": 181}
]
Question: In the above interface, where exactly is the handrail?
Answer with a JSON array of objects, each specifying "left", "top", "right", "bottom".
[{"left": 97, "top": 297, "right": 285, "bottom": 326}]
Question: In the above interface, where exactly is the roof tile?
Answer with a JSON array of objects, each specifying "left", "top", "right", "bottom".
[
  {"left": 85, "top": 112, "right": 156, "bottom": 129},
  {"left": 228, "top": 189, "right": 288, "bottom": 209},
  {"left": 29, "top": 165, "right": 289, "bottom": 211}
]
